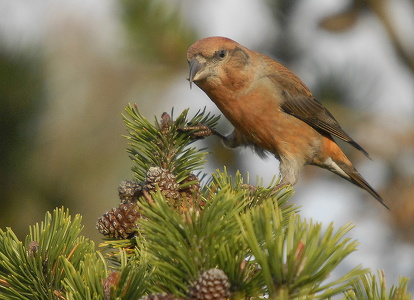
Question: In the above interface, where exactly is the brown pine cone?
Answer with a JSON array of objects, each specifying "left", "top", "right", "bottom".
[
  {"left": 118, "top": 180, "right": 143, "bottom": 202},
  {"left": 160, "top": 112, "right": 172, "bottom": 135},
  {"left": 27, "top": 241, "right": 39, "bottom": 256},
  {"left": 187, "top": 269, "right": 231, "bottom": 300},
  {"left": 96, "top": 201, "right": 141, "bottom": 239},
  {"left": 144, "top": 167, "right": 180, "bottom": 199}
]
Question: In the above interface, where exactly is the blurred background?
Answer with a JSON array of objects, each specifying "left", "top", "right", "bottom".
[{"left": 1, "top": 0, "right": 413, "bottom": 293}]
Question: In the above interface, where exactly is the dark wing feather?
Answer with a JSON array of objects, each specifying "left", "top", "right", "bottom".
[
  {"left": 281, "top": 93, "right": 370, "bottom": 158},
  {"left": 264, "top": 63, "right": 370, "bottom": 157}
]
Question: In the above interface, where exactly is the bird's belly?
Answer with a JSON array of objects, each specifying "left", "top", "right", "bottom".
[{"left": 242, "top": 112, "right": 321, "bottom": 161}]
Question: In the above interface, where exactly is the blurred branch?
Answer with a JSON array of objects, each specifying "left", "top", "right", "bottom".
[
  {"left": 120, "top": 0, "right": 196, "bottom": 68},
  {"left": 320, "top": 0, "right": 414, "bottom": 72},
  {"left": 367, "top": 0, "right": 414, "bottom": 72}
]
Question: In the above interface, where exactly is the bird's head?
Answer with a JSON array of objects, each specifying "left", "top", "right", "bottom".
[{"left": 186, "top": 36, "right": 250, "bottom": 89}]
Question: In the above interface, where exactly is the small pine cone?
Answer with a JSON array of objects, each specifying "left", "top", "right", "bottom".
[
  {"left": 144, "top": 167, "right": 180, "bottom": 199},
  {"left": 188, "top": 269, "right": 231, "bottom": 300},
  {"left": 96, "top": 201, "right": 141, "bottom": 239},
  {"left": 160, "top": 112, "right": 172, "bottom": 135},
  {"left": 118, "top": 180, "right": 143, "bottom": 202},
  {"left": 139, "top": 294, "right": 184, "bottom": 300},
  {"left": 27, "top": 241, "right": 39, "bottom": 256},
  {"left": 103, "top": 271, "right": 120, "bottom": 300}
]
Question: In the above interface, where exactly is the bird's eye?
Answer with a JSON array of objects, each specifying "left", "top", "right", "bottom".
[{"left": 218, "top": 49, "right": 226, "bottom": 59}]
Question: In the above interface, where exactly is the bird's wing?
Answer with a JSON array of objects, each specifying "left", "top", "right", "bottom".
[
  {"left": 283, "top": 95, "right": 370, "bottom": 157},
  {"left": 266, "top": 71, "right": 370, "bottom": 157}
]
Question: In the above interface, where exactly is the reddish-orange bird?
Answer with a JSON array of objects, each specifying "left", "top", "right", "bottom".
[{"left": 187, "top": 36, "right": 387, "bottom": 208}]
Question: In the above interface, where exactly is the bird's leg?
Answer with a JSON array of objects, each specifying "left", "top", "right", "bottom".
[{"left": 269, "top": 158, "right": 301, "bottom": 195}]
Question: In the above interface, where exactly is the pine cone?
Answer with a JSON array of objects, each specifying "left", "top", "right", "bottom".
[
  {"left": 188, "top": 269, "right": 231, "bottom": 300},
  {"left": 144, "top": 167, "right": 180, "bottom": 199},
  {"left": 139, "top": 294, "right": 184, "bottom": 300},
  {"left": 103, "top": 271, "right": 120, "bottom": 300},
  {"left": 96, "top": 201, "right": 141, "bottom": 239},
  {"left": 160, "top": 112, "right": 172, "bottom": 135},
  {"left": 27, "top": 241, "right": 39, "bottom": 256},
  {"left": 118, "top": 180, "right": 143, "bottom": 202}
]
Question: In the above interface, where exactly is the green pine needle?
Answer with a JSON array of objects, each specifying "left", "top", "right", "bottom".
[
  {"left": 137, "top": 187, "right": 262, "bottom": 297},
  {"left": 0, "top": 208, "right": 104, "bottom": 300},
  {"left": 61, "top": 252, "right": 107, "bottom": 300},
  {"left": 237, "top": 200, "right": 368, "bottom": 299},
  {"left": 343, "top": 270, "right": 411, "bottom": 300},
  {"left": 208, "top": 167, "right": 297, "bottom": 213},
  {"left": 106, "top": 249, "right": 153, "bottom": 299}
]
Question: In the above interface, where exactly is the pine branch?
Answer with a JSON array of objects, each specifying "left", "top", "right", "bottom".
[
  {"left": 0, "top": 208, "right": 100, "bottom": 300},
  {"left": 134, "top": 169, "right": 300, "bottom": 298},
  {"left": 137, "top": 188, "right": 251, "bottom": 297},
  {"left": 208, "top": 167, "right": 295, "bottom": 212},
  {"left": 107, "top": 249, "right": 153, "bottom": 300},
  {"left": 237, "top": 199, "right": 368, "bottom": 298},
  {"left": 123, "top": 104, "right": 220, "bottom": 183},
  {"left": 60, "top": 252, "right": 107, "bottom": 300},
  {"left": 1, "top": 106, "right": 410, "bottom": 299}
]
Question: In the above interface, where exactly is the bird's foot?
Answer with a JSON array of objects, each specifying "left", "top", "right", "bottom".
[
  {"left": 180, "top": 123, "right": 216, "bottom": 139},
  {"left": 240, "top": 183, "right": 257, "bottom": 195},
  {"left": 240, "top": 183, "right": 288, "bottom": 198},
  {"left": 269, "top": 183, "right": 289, "bottom": 196}
]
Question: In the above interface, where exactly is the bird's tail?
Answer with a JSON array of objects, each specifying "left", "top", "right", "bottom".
[
  {"left": 333, "top": 160, "right": 389, "bottom": 209},
  {"left": 319, "top": 136, "right": 388, "bottom": 208}
]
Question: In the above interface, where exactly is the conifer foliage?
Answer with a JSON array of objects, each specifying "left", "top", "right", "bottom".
[{"left": 0, "top": 104, "right": 410, "bottom": 299}]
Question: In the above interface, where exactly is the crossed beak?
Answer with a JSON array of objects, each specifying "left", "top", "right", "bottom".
[{"left": 188, "top": 58, "right": 209, "bottom": 88}]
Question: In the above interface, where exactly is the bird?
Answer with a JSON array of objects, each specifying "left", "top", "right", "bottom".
[{"left": 186, "top": 36, "right": 387, "bottom": 208}]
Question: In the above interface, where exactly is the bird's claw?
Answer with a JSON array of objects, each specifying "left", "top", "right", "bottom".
[
  {"left": 180, "top": 123, "right": 216, "bottom": 139},
  {"left": 269, "top": 183, "right": 289, "bottom": 196},
  {"left": 240, "top": 183, "right": 287, "bottom": 198}
]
